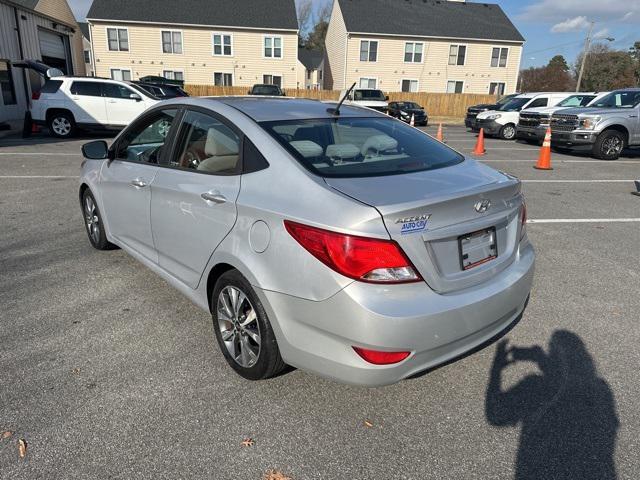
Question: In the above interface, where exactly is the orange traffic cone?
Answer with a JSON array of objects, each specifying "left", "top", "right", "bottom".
[
  {"left": 534, "top": 127, "right": 553, "bottom": 170},
  {"left": 436, "top": 123, "right": 444, "bottom": 142},
  {"left": 472, "top": 128, "right": 486, "bottom": 156},
  {"left": 410, "top": 113, "right": 415, "bottom": 127}
]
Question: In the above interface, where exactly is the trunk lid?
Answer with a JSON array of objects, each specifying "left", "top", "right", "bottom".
[{"left": 325, "top": 160, "right": 523, "bottom": 293}]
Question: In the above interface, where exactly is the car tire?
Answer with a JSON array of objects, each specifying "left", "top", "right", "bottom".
[
  {"left": 211, "top": 270, "right": 286, "bottom": 381},
  {"left": 48, "top": 111, "right": 75, "bottom": 138},
  {"left": 592, "top": 130, "right": 626, "bottom": 160},
  {"left": 81, "top": 189, "right": 116, "bottom": 250},
  {"left": 499, "top": 124, "right": 517, "bottom": 140}
]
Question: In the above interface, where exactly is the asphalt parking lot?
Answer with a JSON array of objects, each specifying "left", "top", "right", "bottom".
[{"left": 1, "top": 125, "right": 639, "bottom": 479}]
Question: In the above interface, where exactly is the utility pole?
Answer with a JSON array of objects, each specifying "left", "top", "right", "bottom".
[{"left": 576, "top": 22, "right": 594, "bottom": 92}]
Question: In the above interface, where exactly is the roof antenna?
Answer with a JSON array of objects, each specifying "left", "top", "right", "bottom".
[{"left": 327, "top": 82, "right": 356, "bottom": 116}]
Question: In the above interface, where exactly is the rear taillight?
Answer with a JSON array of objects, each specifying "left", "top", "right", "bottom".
[
  {"left": 284, "top": 220, "right": 421, "bottom": 284},
  {"left": 32, "top": 91, "right": 41, "bottom": 100},
  {"left": 520, "top": 201, "right": 527, "bottom": 240},
  {"left": 353, "top": 347, "right": 411, "bottom": 365}
]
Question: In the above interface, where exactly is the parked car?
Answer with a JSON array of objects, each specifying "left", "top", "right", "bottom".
[
  {"left": 248, "top": 84, "right": 286, "bottom": 96},
  {"left": 388, "top": 101, "right": 428, "bottom": 126},
  {"left": 516, "top": 92, "right": 608, "bottom": 144},
  {"left": 550, "top": 88, "right": 640, "bottom": 160},
  {"left": 139, "top": 75, "right": 184, "bottom": 87},
  {"left": 32, "top": 76, "right": 159, "bottom": 138},
  {"left": 135, "top": 81, "right": 190, "bottom": 99},
  {"left": 79, "top": 97, "right": 534, "bottom": 386},
  {"left": 475, "top": 92, "right": 573, "bottom": 140},
  {"left": 340, "top": 88, "right": 389, "bottom": 113},
  {"left": 465, "top": 94, "right": 519, "bottom": 129}
]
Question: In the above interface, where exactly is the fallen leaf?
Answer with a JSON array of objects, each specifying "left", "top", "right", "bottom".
[
  {"left": 241, "top": 438, "right": 254, "bottom": 447},
  {"left": 364, "top": 420, "right": 373, "bottom": 428},
  {"left": 18, "top": 439, "right": 27, "bottom": 458},
  {"left": 72, "top": 368, "right": 81, "bottom": 375},
  {"left": 264, "top": 470, "right": 292, "bottom": 480},
  {"left": 1, "top": 431, "right": 13, "bottom": 439}
]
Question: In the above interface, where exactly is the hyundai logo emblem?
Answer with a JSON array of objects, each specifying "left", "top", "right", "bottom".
[{"left": 475, "top": 199, "right": 491, "bottom": 213}]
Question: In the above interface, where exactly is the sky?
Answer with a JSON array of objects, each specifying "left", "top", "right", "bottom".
[{"left": 68, "top": 0, "right": 640, "bottom": 70}]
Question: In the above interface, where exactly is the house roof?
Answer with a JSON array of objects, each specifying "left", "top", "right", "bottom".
[
  {"left": 86, "top": 0, "right": 298, "bottom": 30},
  {"left": 78, "top": 22, "right": 90, "bottom": 41},
  {"left": 338, "top": 0, "right": 525, "bottom": 43},
  {"left": 298, "top": 48, "right": 323, "bottom": 70},
  {"left": 8, "top": 0, "right": 40, "bottom": 10}
]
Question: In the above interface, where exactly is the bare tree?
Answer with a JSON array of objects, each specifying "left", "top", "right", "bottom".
[{"left": 297, "top": 0, "right": 313, "bottom": 44}]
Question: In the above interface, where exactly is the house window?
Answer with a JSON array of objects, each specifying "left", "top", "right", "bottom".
[
  {"left": 448, "top": 45, "right": 466, "bottom": 66},
  {"left": 161, "top": 31, "right": 182, "bottom": 54},
  {"left": 360, "top": 40, "right": 378, "bottom": 62},
  {"left": 489, "top": 82, "right": 506, "bottom": 95},
  {"left": 263, "top": 74, "right": 282, "bottom": 87},
  {"left": 163, "top": 70, "right": 184, "bottom": 81},
  {"left": 110, "top": 68, "right": 132, "bottom": 81},
  {"left": 214, "top": 72, "right": 233, "bottom": 86},
  {"left": 491, "top": 47, "right": 508, "bottom": 67},
  {"left": 212, "top": 33, "right": 232, "bottom": 56},
  {"left": 107, "top": 28, "right": 129, "bottom": 51},
  {"left": 307, "top": 69, "right": 311, "bottom": 80},
  {"left": 83, "top": 50, "right": 91, "bottom": 64},
  {"left": 404, "top": 42, "right": 423, "bottom": 63},
  {"left": 359, "top": 77, "right": 377, "bottom": 89},
  {"left": 0, "top": 60, "right": 17, "bottom": 105},
  {"left": 446, "top": 80, "right": 464, "bottom": 94},
  {"left": 264, "top": 36, "right": 282, "bottom": 58},
  {"left": 401, "top": 79, "right": 418, "bottom": 93}
]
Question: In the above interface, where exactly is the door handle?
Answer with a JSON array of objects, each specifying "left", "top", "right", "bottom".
[
  {"left": 201, "top": 191, "right": 226, "bottom": 204},
  {"left": 130, "top": 178, "right": 148, "bottom": 188},
  {"left": 108, "top": 100, "right": 117, "bottom": 104}
]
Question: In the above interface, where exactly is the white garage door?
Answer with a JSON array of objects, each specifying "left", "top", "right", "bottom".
[{"left": 39, "top": 29, "right": 66, "bottom": 59}]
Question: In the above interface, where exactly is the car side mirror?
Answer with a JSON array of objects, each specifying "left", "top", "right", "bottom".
[
  {"left": 82, "top": 140, "right": 109, "bottom": 160},
  {"left": 130, "top": 93, "right": 142, "bottom": 102}
]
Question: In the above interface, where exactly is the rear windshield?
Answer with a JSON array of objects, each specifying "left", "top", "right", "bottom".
[
  {"left": 41, "top": 80, "right": 62, "bottom": 94},
  {"left": 261, "top": 117, "right": 463, "bottom": 178},
  {"left": 590, "top": 91, "right": 640, "bottom": 109},
  {"left": 252, "top": 85, "right": 282, "bottom": 95}
]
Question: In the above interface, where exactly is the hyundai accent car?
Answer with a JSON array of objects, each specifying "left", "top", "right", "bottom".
[{"left": 79, "top": 97, "right": 534, "bottom": 386}]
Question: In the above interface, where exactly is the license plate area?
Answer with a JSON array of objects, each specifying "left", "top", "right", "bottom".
[{"left": 459, "top": 227, "right": 497, "bottom": 271}]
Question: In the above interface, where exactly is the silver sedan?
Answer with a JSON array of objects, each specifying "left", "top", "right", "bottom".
[{"left": 79, "top": 97, "right": 534, "bottom": 386}]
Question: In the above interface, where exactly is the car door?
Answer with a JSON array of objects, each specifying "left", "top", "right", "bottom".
[
  {"left": 68, "top": 80, "right": 108, "bottom": 124},
  {"left": 150, "top": 108, "right": 242, "bottom": 288},
  {"left": 99, "top": 108, "right": 180, "bottom": 262},
  {"left": 103, "top": 82, "right": 149, "bottom": 126}
]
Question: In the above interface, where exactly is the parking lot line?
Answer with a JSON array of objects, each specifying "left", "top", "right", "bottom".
[
  {"left": 528, "top": 218, "right": 640, "bottom": 224},
  {"left": 0, "top": 175, "right": 78, "bottom": 179},
  {"left": 482, "top": 159, "right": 640, "bottom": 164},
  {"left": 521, "top": 179, "right": 636, "bottom": 183},
  {"left": 0, "top": 152, "right": 82, "bottom": 156}
]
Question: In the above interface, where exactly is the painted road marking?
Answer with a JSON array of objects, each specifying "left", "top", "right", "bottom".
[
  {"left": 521, "top": 179, "right": 636, "bottom": 183},
  {"left": 481, "top": 159, "right": 640, "bottom": 164},
  {"left": 0, "top": 175, "right": 78, "bottom": 178},
  {"left": 528, "top": 218, "right": 640, "bottom": 224},
  {"left": 0, "top": 152, "right": 82, "bottom": 156}
]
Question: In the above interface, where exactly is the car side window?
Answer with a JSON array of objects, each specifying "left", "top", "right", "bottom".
[
  {"left": 115, "top": 109, "right": 178, "bottom": 164},
  {"left": 172, "top": 110, "right": 241, "bottom": 174},
  {"left": 70, "top": 81, "right": 102, "bottom": 97},
  {"left": 527, "top": 98, "right": 548, "bottom": 109},
  {"left": 103, "top": 83, "right": 136, "bottom": 100}
]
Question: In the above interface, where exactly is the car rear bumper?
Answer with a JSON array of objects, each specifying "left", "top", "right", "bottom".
[
  {"left": 516, "top": 125, "right": 546, "bottom": 142},
  {"left": 551, "top": 131, "right": 597, "bottom": 147},
  {"left": 258, "top": 243, "right": 535, "bottom": 387}
]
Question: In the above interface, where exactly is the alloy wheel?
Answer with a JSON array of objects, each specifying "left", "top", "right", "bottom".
[
  {"left": 84, "top": 195, "right": 100, "bottom": 244},
  {"left": 216, "top": 286, "right": 261, "bottom": 368},
  {"left": 52, "top": 116, "right": 71, "bottom": 136},
  {"left": 503, "top": 125, "right": 516, "bottom": 139},
  {"left": 602, "top": 136, "right": 623, "bottom": 157}
]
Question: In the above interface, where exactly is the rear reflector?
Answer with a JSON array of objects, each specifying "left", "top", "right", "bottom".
[
  {"left": 353, "top": 347, "right": 411, "bottom": 365},
  {"left": 32, "top": 91, "right": 41, "bottom": 100},
  {"left": 284, "top": 220, "right": 421, "bottom": 284},
  {"left": 520, "top": 201, "right": 527, "bottom": 240}
]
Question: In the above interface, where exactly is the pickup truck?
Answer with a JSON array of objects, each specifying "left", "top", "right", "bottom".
[
  {"left": 550, "top": 89, "right": 640, "bottom": 160},
  {"left": 516, "top": 92, "right": 608, "bottom": 144},
  {"left": 339, "top": 88, "right": 389, "bottom": 113}
]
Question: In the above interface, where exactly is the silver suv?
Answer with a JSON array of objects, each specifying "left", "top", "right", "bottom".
[{"left": 550, "top": 89, "right": 640, "bottom": 160}]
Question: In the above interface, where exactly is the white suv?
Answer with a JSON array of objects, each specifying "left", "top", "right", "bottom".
[{"left": 32, "top": 77, "right": 159, "bottom": 138}]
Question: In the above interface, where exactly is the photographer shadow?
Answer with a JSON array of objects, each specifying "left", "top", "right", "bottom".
[{"left": 485, "top": 330, "right": 619, "bottom": 480}]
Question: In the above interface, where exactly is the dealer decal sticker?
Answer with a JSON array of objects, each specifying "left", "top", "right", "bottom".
[{"left": 396, "top": 214, "right": 431, "bottom": 235}]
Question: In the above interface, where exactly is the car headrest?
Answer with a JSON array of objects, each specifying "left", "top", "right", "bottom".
[
  {"left": 326, "top": 143, "right": 360, "bottom": 160},
  {"left": 289, "top": 140, "right": 323, "bottom": 158},
  {"left": 205, "top": 127, "right": 239, "bottom": 157},
  {"left": 360, "top": 135, "right": 398, "bottom": 156}
]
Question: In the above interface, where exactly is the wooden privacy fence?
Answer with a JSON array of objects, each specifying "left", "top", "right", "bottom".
[{"left": 183, "top": 84, "right": 497, "bottom": 118}]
